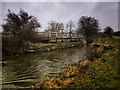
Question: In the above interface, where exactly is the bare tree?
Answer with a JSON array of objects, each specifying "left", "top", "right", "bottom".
[
  {"left": 66, "top": 20, "right": 75, "bottom": 41},
  {"left": 45, "top": 21, "right": 64, "bottom": 42}
]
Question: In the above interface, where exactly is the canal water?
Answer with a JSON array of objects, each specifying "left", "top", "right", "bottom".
[{"left": 2, "top": 46, "right": 88, "bottom": 88}]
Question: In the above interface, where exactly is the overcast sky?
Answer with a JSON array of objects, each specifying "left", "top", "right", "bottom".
[{"left": 1, "top": 1, "right": 118, "bottom": 32}]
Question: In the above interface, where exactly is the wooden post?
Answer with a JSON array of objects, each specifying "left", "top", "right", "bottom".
[{"left": 56, "top": 32, "right": 57, "bottom": 43}]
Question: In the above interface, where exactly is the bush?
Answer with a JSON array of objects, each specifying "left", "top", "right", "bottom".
[
  {"left": 87, "top": 46, "right": 104, "bottom": 62},
  {"left": 2, "top": 34, "right": 26, "bottom": 56},
  {"left": 103, "top": 26, "right": 114, "bottom": 38},
  {"left": 2, "top": 33, "right": 50, "bottom": 57},
  {"left": 114, "top": 31, "right": 120, "bottom": 36},
  {"left": 30, "top": 34, "right": 50, "bottom": 43}
]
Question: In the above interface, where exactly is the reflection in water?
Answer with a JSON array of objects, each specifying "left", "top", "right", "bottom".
[{"left": 2, "top": 46, "right": 88, "bottom": 88}]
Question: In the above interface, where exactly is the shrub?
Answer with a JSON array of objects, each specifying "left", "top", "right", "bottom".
[
  {"left": 87, "top": 46, "right": 104, "bottom": 62},
  {"left": 2, "top": 34, "right": 26, "bottom": 56}
]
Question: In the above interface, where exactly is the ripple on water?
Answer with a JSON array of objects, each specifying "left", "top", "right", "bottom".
[{"left": 2, "top": 47, "right": 88, "bottom": 88}]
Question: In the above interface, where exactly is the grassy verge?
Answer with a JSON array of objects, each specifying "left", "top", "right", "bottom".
[{"left": 71, "top": 38, "right": 120, "bottom": 88}]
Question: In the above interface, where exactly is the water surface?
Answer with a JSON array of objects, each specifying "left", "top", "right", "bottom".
[{"left": 2, "top": 46, "right": 88, "bottom": 88}]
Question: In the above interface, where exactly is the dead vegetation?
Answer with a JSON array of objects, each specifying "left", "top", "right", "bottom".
[{"left": 32, "top": 60, "right": 91, "bottom": 89}]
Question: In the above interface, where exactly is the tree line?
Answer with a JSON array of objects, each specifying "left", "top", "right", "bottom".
[{"left": 2, "top": 9, "right": 120, "bottom": 56}]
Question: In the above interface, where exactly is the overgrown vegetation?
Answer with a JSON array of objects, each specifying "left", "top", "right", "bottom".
[
  {"left": 2, "top": 34, "right": 26, "bottom": 56},
  {"left": 87, "top": 45, "right": 104, "bottom": 62},
  {"left": 71, "top": 38, "right": 120, "bottom": 88}
]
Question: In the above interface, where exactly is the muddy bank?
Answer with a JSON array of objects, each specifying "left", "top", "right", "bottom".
[{"left": 25, "top": 42, "right": 84, "bottom": 53}]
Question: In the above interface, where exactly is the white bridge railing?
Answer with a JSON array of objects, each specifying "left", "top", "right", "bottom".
[{"left": 38, "top": 32, "right": 83, "bottom": 39}]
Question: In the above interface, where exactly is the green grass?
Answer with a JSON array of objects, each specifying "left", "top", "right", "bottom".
[{"left": 71, "top": 38, "right": 120, "bottom": 88}]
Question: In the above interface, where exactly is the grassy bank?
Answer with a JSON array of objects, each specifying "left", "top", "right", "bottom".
[
  {"left": 71, "top": 38, "right": 120, "bottom": 88},
  {"left": 33, "top": 37, "right": 120, "bottom": 89}
]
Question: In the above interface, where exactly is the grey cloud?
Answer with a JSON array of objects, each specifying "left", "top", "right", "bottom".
[
  {"left": 1, "top": 2, "right": 118, "bottom": 32},
  {"left": 92, "top": 2, "right": 118, "bottom": 30}
]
